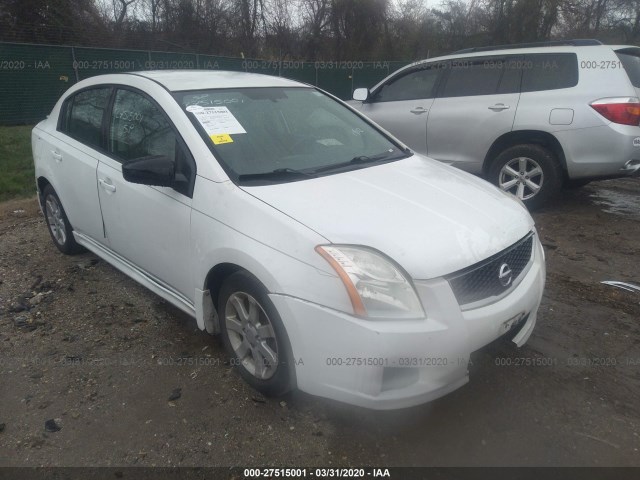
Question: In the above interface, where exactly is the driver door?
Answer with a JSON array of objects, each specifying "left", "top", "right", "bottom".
[{"left": 354, "top": 64, "right": 443, "bottom": 155}]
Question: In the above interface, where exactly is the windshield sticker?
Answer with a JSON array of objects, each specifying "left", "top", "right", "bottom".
[
  {"left": 210, "top": 133, "right": 233, "bottom": 145},
  {"left": 186, "top": 105, "right": 247, "bottom": 135},
  {"left": 316, "top": 138, "right": 343, "bottom": 146}
]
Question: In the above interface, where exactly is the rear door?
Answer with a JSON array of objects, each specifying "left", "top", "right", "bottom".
[
  {"left": 426, "top": 56, "right": 522, "bottom": 174},
  {"left": 96, "top": 87, "right": 196, "bottom": 300},
  {"left": 354, "top": 63, "right": 443, "bottom": 155},
  {"left": 45, "top": 87, "right": 112, "bottom": 241}
]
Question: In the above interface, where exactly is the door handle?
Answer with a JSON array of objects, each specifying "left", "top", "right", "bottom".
[
  {"left": 99, "top": 178, "right": 116, "bottom": 193},
  {"left": 488, "top": 103, "right": 510, "bottom": 111},
  {"left": 51, "top": 151, "right": 62, "bottom": 162},
  {"left": 410, "top": 107, "right": 428, "bottom": 115}
]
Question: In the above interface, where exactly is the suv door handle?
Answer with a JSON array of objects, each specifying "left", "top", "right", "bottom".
[
  {"left": 488, "top": 103, "right": 510, "bottom": 111},
  {"left": 99, "top": 178, "right": 116, "bottom": 193},
  {"left": 51, "top": 151, "right": 62, "bottom": 162},
  {"left": 410, "top": 107, "right": 428, "bottom": 115}
]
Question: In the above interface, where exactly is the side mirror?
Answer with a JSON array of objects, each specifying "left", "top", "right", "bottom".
[
  {"left": 352, "top": 88, "right": 369, "bottom": 102},
  {"left": 122, "top": 155, "right": 175, "bottom": 187}
]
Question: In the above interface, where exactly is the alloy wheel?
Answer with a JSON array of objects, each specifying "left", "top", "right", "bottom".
[
  {"left": 224, "top": 292, "right": 279, "bottom": 380},
  {"left": 45, "top": 194, "right": 67, "bottom": 246},
  {"left": 499, "top": 157, "right": 544, "bottom": 200}
]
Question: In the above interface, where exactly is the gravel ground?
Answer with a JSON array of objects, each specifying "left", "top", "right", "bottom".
[{"left": 0, "top": 178, "right": 639, "bottom": 467}]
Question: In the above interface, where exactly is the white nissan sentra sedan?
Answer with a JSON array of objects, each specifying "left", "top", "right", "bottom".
[{"left": 32, "top": 71, "right": 545, "bottom": 409}]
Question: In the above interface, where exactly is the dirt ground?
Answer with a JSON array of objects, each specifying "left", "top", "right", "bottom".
[{"left": 0, "top": 178, "right": 639, "bottom": 468}]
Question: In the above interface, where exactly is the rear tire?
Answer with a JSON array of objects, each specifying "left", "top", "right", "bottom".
[
  {"left": 218, "top": 271, "right": 293, "bottom": 396},
  {"left": 488, "top": 144, "right": 562, "bottom": 210},
  {"left": 42, "top": 185, "right": 84, "bottom": 255}
]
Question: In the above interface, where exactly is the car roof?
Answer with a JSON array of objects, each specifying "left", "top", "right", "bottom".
[
  {"left": 131, "top": 70, "right": 307, "bottom": 91},
  {"left": 406, "top": 43, "right": 639, "bottom": 66},
  {"left": 369, "top": 43, "right": 638, "bottom": 92}
]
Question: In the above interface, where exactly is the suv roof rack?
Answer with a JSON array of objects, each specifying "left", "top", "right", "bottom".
[{"left": 451, "top": 39, "right": 603, "bottom": 55}]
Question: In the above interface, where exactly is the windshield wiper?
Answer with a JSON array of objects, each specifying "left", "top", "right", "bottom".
[
  {"left": 313, "top": 150, "right": 411, "bottom": 174},
  {"left": 350, "top": 155, "right": 384, "bottom": 164},
  {"left": 238, "top": 167, "right": 316, "bottom": 183}
]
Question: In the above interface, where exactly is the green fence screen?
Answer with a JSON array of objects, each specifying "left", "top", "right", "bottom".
[{"left": 0, "top": 42, "right": 408, "bottom": 126}]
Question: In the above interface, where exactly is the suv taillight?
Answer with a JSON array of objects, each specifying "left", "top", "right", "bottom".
[{"left": 590, "top": 97, "right": 640, "bottom": 126}]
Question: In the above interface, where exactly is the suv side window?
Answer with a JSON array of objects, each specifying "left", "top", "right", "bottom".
[
  {"left": 521, "top": 53, "right": 578, "bottom": 92},
  {"left": 440, "top": 59, "right": 504, "bottom": 97},
  {"left": 60, "top": 87, "right": 111, "bottom": 149},
  {"left": 372, "top": 66, "right": 440, "bottom": 102},
  {"left": 108, "top": 89, "right": 196, "bottom": 197}
]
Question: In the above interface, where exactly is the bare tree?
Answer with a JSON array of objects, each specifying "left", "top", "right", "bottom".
[
  {"left": 300, "top": 0, "right": 331, "bottom": 59},
  {"left": 264, "top": 0, "right": 299, "bottom": 58},
  {"left": 111, "top": 0, "right": 139, "bottom": 30}
]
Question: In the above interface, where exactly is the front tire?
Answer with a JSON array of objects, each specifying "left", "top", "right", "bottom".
[
  {"left": 42, "top": 185, "right": 84, "bottom": 255},
  {"left": 488, "top": 144, "right": 562, "bottom": 210},
  {"left": 218, "top": 271, "right": 293, "bottom": 396}
]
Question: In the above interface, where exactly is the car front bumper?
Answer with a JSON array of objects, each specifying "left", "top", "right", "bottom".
[{"left": 270, "top": 236, "right": 546, "bottom": 410}]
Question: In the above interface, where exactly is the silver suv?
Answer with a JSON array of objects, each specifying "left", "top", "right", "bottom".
[{"left": 350, "top": 40, "right": 640, "bottom": 208}]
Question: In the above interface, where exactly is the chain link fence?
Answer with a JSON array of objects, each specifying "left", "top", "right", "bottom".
[{"left": 0, "top": 42, "right": 408, "bottom": 126}]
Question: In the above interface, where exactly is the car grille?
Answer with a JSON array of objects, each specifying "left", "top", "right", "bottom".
[{"left": 447, "top": 233, "right": 534, "bottom": 307}]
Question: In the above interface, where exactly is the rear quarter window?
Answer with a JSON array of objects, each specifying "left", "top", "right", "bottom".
[
  {"left": 616, "top": 50, "right": 640, "bottom": 88},
  {"left": 521, "top": 53, "right": 579, "bottom": 92}
]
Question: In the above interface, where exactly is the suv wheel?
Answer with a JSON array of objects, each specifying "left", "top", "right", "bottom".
[
  {"left": 218, "top": 271, "right": 293, "bottom": 396},
  {"left": 489, "top": 144, "right": 562, "bottom": 209},
  {"left": 42, "top": 185, "right": 85, "bottom": 254}
]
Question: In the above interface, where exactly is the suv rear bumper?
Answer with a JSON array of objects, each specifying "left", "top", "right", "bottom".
[
  {"left": 620, "top": 159, "right": 640, "bottom": 176},
  {"left": 557, "top": 124, "right": 640, "bottom": 179}
]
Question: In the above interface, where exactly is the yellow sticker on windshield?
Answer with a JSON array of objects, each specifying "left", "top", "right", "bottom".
[{"left": 210, "top": 133, "right": 233, "bottom": 145}]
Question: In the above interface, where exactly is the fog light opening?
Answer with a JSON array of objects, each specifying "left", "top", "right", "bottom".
[{"left": 381, "top": 367, "right": 420, "bottom": 392}]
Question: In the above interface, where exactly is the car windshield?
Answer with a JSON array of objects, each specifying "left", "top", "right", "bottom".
[{"left": 173, "top": 87, "right": 409, "bottom": 184}]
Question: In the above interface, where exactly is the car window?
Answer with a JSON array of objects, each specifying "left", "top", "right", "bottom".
[
  {"left": 440, "top": 60, "right": 503, "bottom": 97},
  {"left": 109, "top": 89, "right": 176, "bottom": 162},
  {"left": 109, "top": 89, "right": 195, "bottom": 197},
  {"left": 521, "top": 53, "right": 578, "bottom": 92},
  {"left": 373, "top": 67, "right": 440, "bottom": 102},
  {"left": 496, "top": 57, "right": 523, "bottom": 94},
  {"left": 616, "top": 50, "right": 640, "bottom": 88},
  {"left": 61, "top": 88, "right": 111, "bottom": 148},
  {"left": 174, "top": 87, "right": 407, "bottom": 184}
]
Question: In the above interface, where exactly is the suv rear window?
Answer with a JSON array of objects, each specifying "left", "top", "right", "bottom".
[
  {"left": 521, "top": 53, "right": 578, "bottom": 92},
  {"left": 616, "top": 50, "right": 640, "bottom": 88}
]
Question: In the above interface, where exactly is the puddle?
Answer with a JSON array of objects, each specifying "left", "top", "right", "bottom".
[{"left": 589, "top": 188, "right": 640, "bottom": 218}]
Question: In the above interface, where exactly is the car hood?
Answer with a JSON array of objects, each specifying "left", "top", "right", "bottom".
[{"left": 241, "top": 155, "right": 534, "bottom": 279}]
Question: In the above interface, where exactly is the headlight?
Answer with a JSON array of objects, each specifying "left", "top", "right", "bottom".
[{"left": 316, "top": 245, "right": 424, "bottom": 319}]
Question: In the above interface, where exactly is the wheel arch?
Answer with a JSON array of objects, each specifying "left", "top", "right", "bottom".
[
  {"left": 205, "top": 263, "right": 244, "bottom": 308},
  {"left": 482, "top": 130, "right": 567, "bottom": 177},
  {"left": 196, "top": 258, "right": 279, "bottom": 335},
  {"left": 198, "top": 261, "right": 298, "bottom": 390},
  {"left": 36, "top": 176, "right": 52, "bottom": 208}
]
